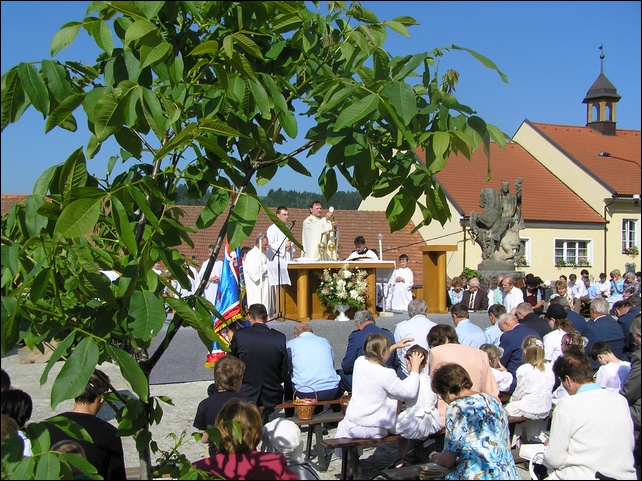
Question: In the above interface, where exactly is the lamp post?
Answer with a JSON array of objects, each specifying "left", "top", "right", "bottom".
[{"left": 598, "top": 151, "right": 641, "bottom": 169}]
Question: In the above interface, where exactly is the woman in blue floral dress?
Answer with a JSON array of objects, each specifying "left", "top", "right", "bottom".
[{"left": 428, "top": 363, "right": 517, "bottom": 480}]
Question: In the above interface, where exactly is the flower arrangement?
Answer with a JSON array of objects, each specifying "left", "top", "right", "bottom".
[
  {"left": 623, "top": 246, "right": 639, "bottom": 256},
  {"left": 316, "top": 264, "right": 368, "bottom": 310}
]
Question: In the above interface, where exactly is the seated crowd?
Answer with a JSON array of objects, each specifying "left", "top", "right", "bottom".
[{"left": 2, "top": 268, "right": 641, "bottom": 480}]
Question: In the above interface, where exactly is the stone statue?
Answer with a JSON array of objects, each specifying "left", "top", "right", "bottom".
[{"left": 470, "top": 178, "right": 524, "bottom": 266}]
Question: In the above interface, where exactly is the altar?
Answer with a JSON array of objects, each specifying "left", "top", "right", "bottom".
[{"left": 281, "top": 261, "right": 395, "bottom": 321}]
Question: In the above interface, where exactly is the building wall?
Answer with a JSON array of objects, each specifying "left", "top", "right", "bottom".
[{"left": 513, "top": 122, "right": 609, "bottom": 212}]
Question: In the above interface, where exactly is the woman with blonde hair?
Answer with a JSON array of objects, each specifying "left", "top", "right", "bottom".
[
  {"left": 505, "top": 335, "right": 555, "bottom": 420},
  {"left": 192, "top": 398, "right": 298, "bottom": 480},
  {"left": 479, "top": 343, "right": 513, "bottom": 393}
]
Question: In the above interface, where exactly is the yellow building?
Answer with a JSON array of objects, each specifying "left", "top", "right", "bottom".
[{"left": 361, "top": 62, "right": 641, "bottom": 283}]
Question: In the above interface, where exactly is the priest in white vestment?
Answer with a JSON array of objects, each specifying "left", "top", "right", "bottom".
[
  {"left": 198, "top": 245, "right": 223, "bottom": 306},
  {"left": 301, "top": 200, "right": 335, "bottom": 260},
  {"left": 387, "top": 254, "right": 414, "bottom": 312},
  {"left": 266, "top": 206, "right": 296, "bottom": 286},
  {"left": 243, "top": 234, "right": 272, "bottom": 314}
]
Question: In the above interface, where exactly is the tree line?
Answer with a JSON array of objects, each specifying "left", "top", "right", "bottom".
[{"left": 175, "top": 185, "right": 362, "bottom": 210}]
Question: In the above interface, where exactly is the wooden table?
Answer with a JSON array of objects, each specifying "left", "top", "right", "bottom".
[{"left": 282, "top": 261, "right": 395, "bottom": 321}]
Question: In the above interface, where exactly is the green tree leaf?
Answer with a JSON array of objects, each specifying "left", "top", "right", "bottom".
[
  {"left": 228, "top": 195, "right": 259, "bottom": 249},
  {"left": 51, "top": 337, "right": 99, "bottom": 408},
  {"left": 45, "top": 93, "right": 85, "bottom": 133},
  {"left": 35, "top": 452, "right": 61, "bottom": 480},
  {"left": 17, "top": 62, "right": 49, "bottom": 116},
  {"left": 90, "top": 19, "right": 114, "bottom": 56},
  {"left": 128, "top": 291, "right": 166, "bottom": 340},
  {"left": 93, "top": 91, "right": 124, "bottom": 141},
  {"left": 50, "top": 22, "right": 81, "bottom": 56},
  {"left": 106, "top": 344, "right": 149, "bottom": 402},
  {"left": 1, "top": 68, "right": 28, "bottom": 131},
  {"left": 334, "top": 94, "right": 379, "bottom": 131},
  {"left": 54, "top": 197, "right": 102, "bottom": 238}
]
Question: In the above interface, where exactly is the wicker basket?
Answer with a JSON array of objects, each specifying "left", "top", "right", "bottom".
[
  {"left": 293, "top": 386, "right": 317, "bottom": 421},
  {"left": 340, "top": 392, "right": 351, "bottom": 414}
]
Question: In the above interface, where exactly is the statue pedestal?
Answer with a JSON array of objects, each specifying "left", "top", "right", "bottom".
[
  {"left": 478, "top": 260, "right": 525, "bottom": 287},
  {"left": 478, "top": 260, "right": 517, "bottom": 272}
]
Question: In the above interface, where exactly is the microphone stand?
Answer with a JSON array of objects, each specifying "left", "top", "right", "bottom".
[{"left": 269, "top": 221, "right": 297, "bottom": 322}]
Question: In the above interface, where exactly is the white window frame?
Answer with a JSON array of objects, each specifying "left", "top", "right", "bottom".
[
  {"left": 622, "top": 219, "right": 638, "bottom": 251},
  {"left": 554, "top": 239, "right": 592, "bottom": 267},
  {"left": 518, "top": 237, "right": 531, "bottom": 267}
]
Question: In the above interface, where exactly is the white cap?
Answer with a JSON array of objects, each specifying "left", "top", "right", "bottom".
[{"left": 261, "top": 418, "right": 304, "bottom": 461}]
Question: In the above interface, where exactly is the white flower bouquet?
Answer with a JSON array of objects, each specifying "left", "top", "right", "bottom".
[{"left": 316, "top": 264, "right": 368, "bottom": 309}]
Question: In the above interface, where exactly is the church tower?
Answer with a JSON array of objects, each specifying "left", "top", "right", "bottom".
[{"left": 582, "top": 46, "right": 621, "bottom": 136}]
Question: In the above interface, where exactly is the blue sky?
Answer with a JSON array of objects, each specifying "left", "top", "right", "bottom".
[{"left": 1, "top": 1, "right": 640, "bottom": 196}]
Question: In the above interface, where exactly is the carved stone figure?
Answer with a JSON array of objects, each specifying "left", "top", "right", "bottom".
[{"left": 470, "top": 179, "right": 524, "bottom": 265}]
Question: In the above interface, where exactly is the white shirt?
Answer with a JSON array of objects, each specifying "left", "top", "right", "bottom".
[
  {"left": 595, "top": 361, "right": 631, "bottom": 391},
  {"left": 543, "top": 388, "right": 636, "bottom": 480},
  {"left": 543, "top": 328, "right": 566, "bottom": 365},
  {"left": 346, "top": 249, "right": 379, "bottom": 261},
  {"left": 393, "top": 314, "right": 436, "bottom": 376},
  {"left": 502, "top": 286, "right": 524, "bottom": 313}
]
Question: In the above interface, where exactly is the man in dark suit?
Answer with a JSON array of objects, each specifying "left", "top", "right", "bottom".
[
  {"left": 614, "top": 298, "right": 641, "bottom": 362},
  {"left": 498, "top": 312, "right": 540, "bottom": 393},
  {"left": 516, "top": 301, "right": 552, "bottom": 339},
  {"left": 230, "top": 303, "right": 288, "bottom": 422},
  {"left": 461, "top": 277, "right": 489, "bottom": 312},
  {"left": 584, "top": 297, "right": 625, "bottom": 371},
  {"left": 620, "top": 313, "right": 641, "bottom": 477},
  {"left": 338, "top": 310, "right": 398, "bottom": 391}
]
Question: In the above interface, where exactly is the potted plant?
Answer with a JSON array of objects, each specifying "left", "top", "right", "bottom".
[{"left": 316, "top": 264, "right": 368, "bottom": 320}]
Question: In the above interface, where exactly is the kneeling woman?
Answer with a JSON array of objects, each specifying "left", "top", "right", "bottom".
[
  {"left": 428, "top": 363, "right": 517, "bottom": 480},
  {"left": 335, "top": 333, "right": 423, "bottom": 440}
]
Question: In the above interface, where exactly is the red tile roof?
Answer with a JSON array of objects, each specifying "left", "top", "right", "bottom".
[
  {"left": 172, "top": 206, "right": 426, "bottom": 285},
  {"left": 0, "top": 196, "right": 427, "bottom": 285},
  {"left": 417, "top": 142, "right": 605, "bottom": 224},
  {"left": 528, "top": 122, "right": 641, "bottom": 196},
  {"left": 1, "top": 194, "right": 28, "bottom": 216}
]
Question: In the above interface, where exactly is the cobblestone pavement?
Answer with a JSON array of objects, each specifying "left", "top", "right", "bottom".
[{"left": 3, "top": 348, "right": 529, "bottom": 479}]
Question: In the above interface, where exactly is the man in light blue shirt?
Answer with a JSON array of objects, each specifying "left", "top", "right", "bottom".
[
  {"left": 485, "top": 303, "right": 507, "bottom": 346},
  {"left": 286, "top": 323, "right": 341, "bottom": 403},
  {"left": 451, "top": 303, "right": 486, "bottom": 348},
  {"left": 393, "top": 298, "right": 437, "bottom": 376}
]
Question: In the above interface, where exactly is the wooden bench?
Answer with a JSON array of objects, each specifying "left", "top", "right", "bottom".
[
  {"left": 379, "top": 449, "right": 530, "bottom": 480},
  {"left": 286, "top": 410, "right": 344, "bottom": 471},
  {"left": 322, "top": 415, "right": 531, "bottom": 480},
  {"left": 321, "top": 434, "right": 406, "bottom": 480}
]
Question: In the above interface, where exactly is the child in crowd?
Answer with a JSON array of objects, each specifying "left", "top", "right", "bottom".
[
  {"left": 479, "top": 343, "right": 513, "bottom": 393},
  {"left": 261, "top": 418, "right": 320, "bottom": 480},
  {"left": 392, "top": 345, "right": 441, "bottom": 465},
  {"left": 505, "top": 336, "right": 555, "bottom": 420},
  {"left": 589, "top": 341, "right": 631, "bottom": 391},
  {"left": 542, "top": 304, "right": 578, "bottom": 365},
  {"left": 551, "top": 331, "right": 586, "bottom": 405},
  {"left": 194, "top": 355, "right": 252, "bottom": 456},
  {"left": 0, "top": 388, "right": 33, "bottom": 456},
  {"left": 505, "top": 336, "right": 555, "bottom": 444}
]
